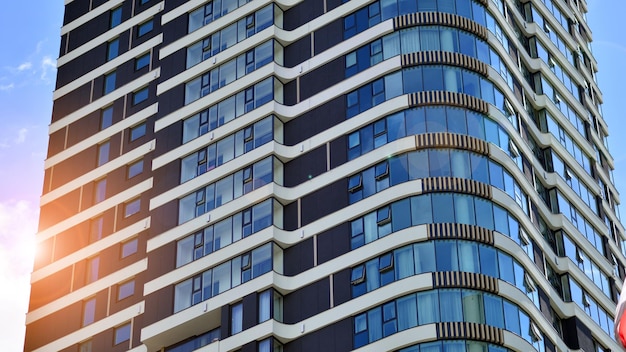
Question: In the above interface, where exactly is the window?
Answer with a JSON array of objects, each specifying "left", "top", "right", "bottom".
[
  {"left": 114, "top": 323, "right": 131, "bottom": 345},
  {"left": 79, "top": 340, "right": 92, "bottom": 352},
  {"left": 97, "top": 141, "right": 110, "bottom": 166},
  {"left": 104, "top": 71, "right": 116, "bottom": 94},
  {"left": 107, "top": 38, "right": 120, "bottom": 61},
  {"left": 139, "top": 0, "right": 149, "bottom": 4},
  {"left": 259, "top": 290, "right": 271, "bottom": 323},
  {"left": 82, "top": 298, "right": 96, "bottom": 326},
  {"left": 89, "top": 216, "right": 104, "bottom": 243},
  {"left": 135, "top": 52, "right": 150, "bottom": 70},
  {"left": 137, "top": 20, "right": 154, "bottom": 37},
  {"left": 121, "top": 238, "right": 138, "bottom": 258},
  {"left": 86, "top": 256, "right": 100, "bottom": 283},
  {"left": 110, "top": 7, "right": 122, "bottom": 28},
  {"left": 124, "top": 199, "right": 141, "bottom": 217},
  {"left": 127, "top": 159, "right": 144, "bottom": 178},
  {"left": 231, "top": 303, "right": 243, "bottom": 334},
  {"left": 100, "top": 106, "right": 113, "bottom": 130},
  {"left": 130, "top": 122, "right": 146, "bottom": 141},
  {"left": 133, "top": 87, "right": 149, "bottom": 105},
  {"left": 94, "top": 179, "right": 106, "bottom": 203},
  {"left": 117, "top": 280, "right": 135, "bottom": 300}
]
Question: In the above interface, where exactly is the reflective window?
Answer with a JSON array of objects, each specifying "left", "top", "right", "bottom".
[
  {"left": 348, "top": 149, "right": 527, "bottom": 214},
  {"left": 181, "top": 116, "right": 273, "bottom": 182},
  {"left": 137, "top": 19, "right": 154, "bottom": 37},
  {"left": 174, "top": 243, "right": 274, "bottom": 312},
  {"left": 86, "top": 256, "right": 99, "bottom": 283},
  {"left": 82, "top": 298, "right": 96, "bottom": 326},
  {"left": 164, "top": 328, "right": 220, "bottom": 352},
  {"left": 117, "top": 280, "right": 135, "bottom": 300},
  {"left": 350, "top": 193, "right": 526, "bottom": 249},
  {"left": 351, "top": 240, "right": 534, "bottom": 301},
  {"left": 130, "top": 122, "right": 146, "bottom": 141},
  {"left": 94, "top": 179, "right": 106, "bottom": 203},
  {"left": 104, "top": 71, "right": 116, "bottom": 94},
  {"left": 121, "top": 238, "right": 138, "bottom": 258},
  {"left": 97, "top": 141, "right": 110, "bottom": 166},
  {"left": 185, "top": 41, "right": 275, "bottom": 105},
  {"left": 345, "top": 67, "right": 507, "bottom": 119},
  {"left": 176, "top": 199, "right": 274, "bottom": 267},
  {"left": 178, "top": 157, "right": 275, "bottom": 224},
  {"left": 124, "top": 199, "right": 141, "bottom": 217},
  {"left": 114, "top": 323, "right": 131, "bottom": 345},
  {"left": 135, "top": 52, "right": 151, "bottom": 71},
  {"left": 186, "top": 5, "right": 276, "bottom": 68},
  {"left": 231, "top": 303, "right": 243, "bottom": 334},
  {"left": 344, "top": 0, "right": 487, "bottom": 39},
  {"left": 110, "top": 7, "right": 122, "bottom": 28},
  {"left": 100, "top": 106, "right": 113, "bottom": 130},
  {"left": 182, "top": 78, "right": 276, "bottom": 144},
  {"left": 133, "top": 87, "right": 149, "bottom": 105},
  {"left": 127, "top": 159, "right": 144, "bottom": 178},
  {"left": 107, "top": 38, "right": 120, "bottom": 61},
  {"left": 354, "top": 289, "right": 548, "bottom": 351},
  {"left": 188, "top": 0, "right": 253, "bottom": 33}
]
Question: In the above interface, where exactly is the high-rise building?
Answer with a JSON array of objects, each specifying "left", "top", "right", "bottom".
[{"left": 25, "top": 0, "right": 626, "bottom": 351}]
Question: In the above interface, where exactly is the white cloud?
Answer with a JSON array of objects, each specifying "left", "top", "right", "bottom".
[
  {"left": 17, "top": 62, "right": 32, "bottom": 71},
  {"left": 40, "top": 56, "right": 56, "bottom": 82},
  {"left": 0, "top": 83, "right": 13, "bottom": 91},
  {"left": 15, "top": 128, "right": 27, "bottom": 144}
]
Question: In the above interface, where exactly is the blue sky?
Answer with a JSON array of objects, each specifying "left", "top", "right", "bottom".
[{"left": 0, "top": 1, "right": 624, "bottom": 351}]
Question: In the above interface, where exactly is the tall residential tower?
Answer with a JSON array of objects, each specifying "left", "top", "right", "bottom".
[{"left": 25, "top": 0, "right": 626, "bottom": 351}]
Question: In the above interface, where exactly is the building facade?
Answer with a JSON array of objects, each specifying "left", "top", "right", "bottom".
[{"left": 25, "top": 0, "right": 626, "bottom": 351}]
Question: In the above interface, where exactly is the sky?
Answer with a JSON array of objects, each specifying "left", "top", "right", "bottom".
[{"left": 0, "top": 1, "right": 625, "bottom": 352}]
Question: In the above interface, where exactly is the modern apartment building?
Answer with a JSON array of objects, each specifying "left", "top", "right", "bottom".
[{"left": 25, "top": 0, "right": 626, "bottom": 351}]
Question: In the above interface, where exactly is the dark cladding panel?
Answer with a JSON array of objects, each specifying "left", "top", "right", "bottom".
[
  {"left": 284, "top": 97, "right": 345, "bottom": 146},
  {"left": 332, "top": 269, "right": 351, "bottom": 306},
  {"left": 317, "top": 223, "right": 350, "bottom": 265},
  {"left": 314, "top": 18, "right": 343, "bottom": 54},
  {"left": 162, "top": 14, "right": 189, "bottom": 46},
  {"left": 283, "top": 237, "right": 314, "bottom": 276},
  {"left": 143, "top": 286, "right": 175, "bottom": 327},
  {"left": 155, "top": 84, "right": 185, "bottom": 119},
  {"left": 284, "top": 318, "right": 352, "bottom": 352},
  {"left": 284, "top": 278, "right": 330, "bottom": 324},
  {"left": 242, "top": 292, "right": 258, "bottom": 331},
  {"left": 66, "top": 110, "right": 101, "bottom": 148},
  {"left": 63, "top": 0, "right": 90, "bottom": 26},
  {"left": 51, "top": 82, "right": 92, "bottom": 122},
  {"left": 283, "top": 201, "right": 299, "bottom": 231},
  {"left": 300, "top": 57, "right": 344, "bottom": 100},
  {"left": 283, "top": 0, "right": 324, "bottom": 31},
  {"left": 329, "top": 138, "right": 347, "bottom": 170},
  {"left": 284, "top": 145, "right": 326, "bottom": 187},
  {"left": 284, "top": 35, "right": 311, "bottom": 68},
  {"left": 38, "top": 189, "right": 81, "bottom": 231},
  {"left": 300, "top": 179, "right": 347, "bottom": 226}
]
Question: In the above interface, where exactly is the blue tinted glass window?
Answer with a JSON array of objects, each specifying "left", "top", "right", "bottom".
[
  {"left": 432, "top": 193, "right": 454, "bottom": 223},
  {"left": 135, "top": 53, "right": 151, "bottom": 70},
  {"left": 138, "top": 20, "right": 154, "bottom": 37},
  {"left": 391, "top": 199, "right": 411, "bottom": 231},
  {"left": 104, "top": 72, "right": 116, "bottom": 94},
  {"left": 107, "top": 38, "right": 120, "bottom": 61},
  {"left": 110, "top": 7, "right": 122, "bottom": 28},
  {"left": 436, "top": 241, "right": 458, "bottom": 271},
  {"left": 133, "top": 87, "right": 149, "bottom": 105},
  {"left": 439, "top": 289, "right": 463, "bottom": 321},
  {"left": 414, "top": 242, "right": 436, "bottom": 273}
]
